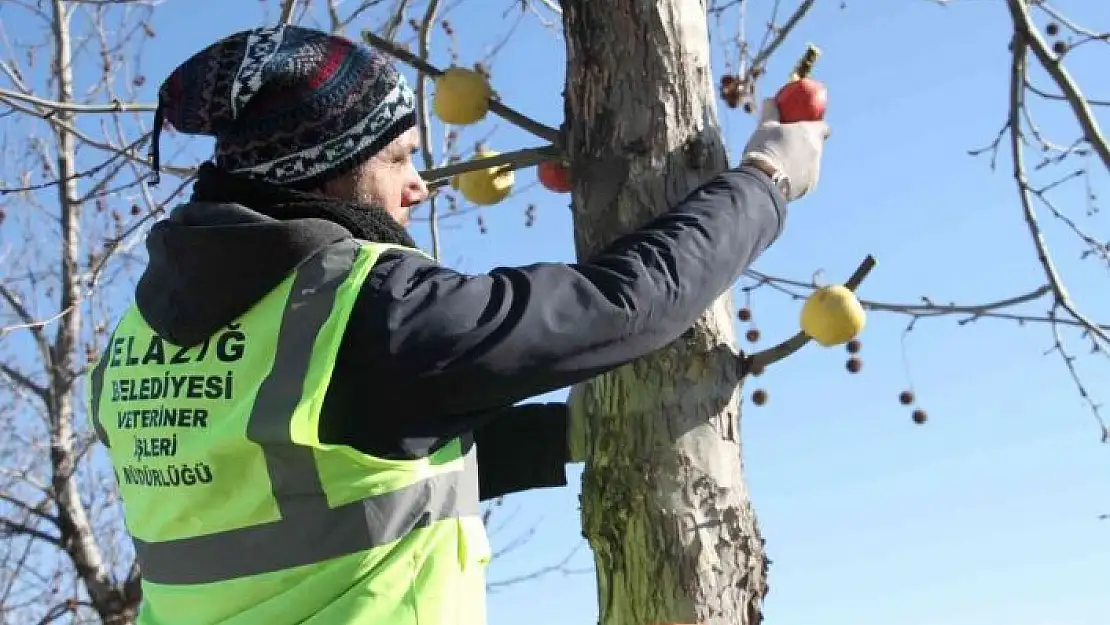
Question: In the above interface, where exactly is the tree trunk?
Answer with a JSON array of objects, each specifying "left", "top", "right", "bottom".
[{"left": 562, "top": 3, "right": 768, "bottom": 625}]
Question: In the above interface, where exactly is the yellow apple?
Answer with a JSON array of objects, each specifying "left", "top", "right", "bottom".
[
  {"left": 433, "top": 67, "right": 492, "bottom": 125},
  {"left": 455, "top": 149, "right": 514, "bottom": 206},
  {"left": 799, "top": 284, "right": 866, "bottom": 347}
]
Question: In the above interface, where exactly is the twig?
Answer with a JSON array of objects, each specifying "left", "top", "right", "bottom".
[
  {"left": 416, "top": 0, "right": 443, "bottom": 260},
  {"left": 1025, "top": 81, "right": 1110, "bottom": 108},
  {"left": 422, "top": 144, "right": 560, "bottom": 190},
  {"left": 0, "top": 88, "right": 156, "bottom": 113},
  {"left": 747, "top": 0, "right": 817, "bottom": 77},
  {"left": 743, "top": 272, "right": 1109, "bottom": 329},
  {"left": 280, "top": 0, "right": 298, "bottom": 24},
  {"left": 0, "top": 283, "right": 53, "bottom": 366},
  {"left": 1008, "top": 31, "right": 1108, "bottom": 441},
  {"left": 1047, "top": 309, "right": 1107, "bottom": 441},
  {"left": 1007, "top": 33, "right": 1109, "bottom": 347},
  {"left": 0, "top": 519, "right": 61, "bottom": 547},
  {"left": 744, "top": 255, "right": 877, "bottom": 372},
  {"left": 0, "top": 364, "right": 48, "bottom": 401},
  {"left": 1006, "top": 0, "right": 1110, "bottom": 171},
  {"left": 0, "top": 95, "right": 194, "bottom": 178},
  {"left": 1, "top": 136, "right": 148, "bottom": 195},
  {"left": 360, "top": 29, "right": 561, "bottom": 144},
  {"left": 487, "top": 542, "right": 588, "bottom": 591}
]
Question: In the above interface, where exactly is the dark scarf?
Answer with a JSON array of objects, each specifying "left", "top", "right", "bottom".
[{"left": 190, "top": 162, "right": 417, "bottom": 248}]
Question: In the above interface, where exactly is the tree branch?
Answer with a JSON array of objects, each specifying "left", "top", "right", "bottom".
[
  {"left": 746, "top": 0, "right": 818, "bottom": 78},
  {"left": 743, "top": 273, "right": 1109, "bottom": 329},
  {"left": 0, "top": 363, "right": 48, "bottom": 400},
  {"left": 0, "top": 518, "right": 62, "bottom": 547},
  {"left": 361, "top": 29, "right": 561, "bottom": 144},
  {"left": 0, "top": 88, "right": 156, "bottom": 114},
  {"left": 416, "top": 0, "right": 443, "bottom": 259},
  {"left": 745, "top": 255, "right": 877, "bottom": 372},
  {"left": 421, "top": 144, "right": 560, "bottom": 189},
  {"left": 1007, "top": 33, "right": 1109, "bottom": 347},
  {"left": 0, "top": 284, "right": 55, "bottom": 368},
  {"left": 1007, "top": 27, "right": 1108, "bottom": 440},
  {"left": 280, "top": 0, "right": 298, "bottom": 24},
  {"left": 42, "top": 1, "right": 129, "bottom": 617},
  {"left": 1006, "top": 0, "right": 1110, "bottom": 171}
]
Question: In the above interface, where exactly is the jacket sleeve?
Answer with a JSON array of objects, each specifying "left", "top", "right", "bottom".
[
  {"left": 474, "top": 403, "right": 570, "bottom": 501},
  {"left": 338, "top": 164, "right": 786, "bottom": 434}
]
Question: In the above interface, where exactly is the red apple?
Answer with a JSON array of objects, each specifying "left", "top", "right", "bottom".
[
  {"left": 537, "top": 160, "right": 572, "bottom": 193},
  {"left": 774, "top": 77, "right": 827, "bottom": 123}
]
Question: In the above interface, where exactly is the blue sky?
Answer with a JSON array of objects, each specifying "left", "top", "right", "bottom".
[{"left": 3, "top": 1, "right": 1109, "bottom": 624}]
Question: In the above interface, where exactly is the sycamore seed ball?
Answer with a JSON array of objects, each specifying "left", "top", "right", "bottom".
[{"left": 433, "top": 67, "right": 492, "bottom": 125}]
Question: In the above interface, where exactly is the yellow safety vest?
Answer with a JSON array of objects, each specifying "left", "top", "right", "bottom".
[{"left": 86, "top": 239, "right": 491, "bottom": 625}]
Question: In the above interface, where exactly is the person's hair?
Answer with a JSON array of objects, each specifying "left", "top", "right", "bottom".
[{"left": 312, "top": 157, "right": 375, "bottom": 204}]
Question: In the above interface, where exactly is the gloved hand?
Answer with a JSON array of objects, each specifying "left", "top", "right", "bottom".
[{"left": 740, "top": 98, "right": 830, "bottom": 202}]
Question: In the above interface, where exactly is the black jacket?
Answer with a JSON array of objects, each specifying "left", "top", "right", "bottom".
[{"left": 133, "top": 164, "right": 786, "bottom": 501}]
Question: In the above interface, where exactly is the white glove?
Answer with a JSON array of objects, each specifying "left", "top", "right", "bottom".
[{"left": 740, "top": 98, "right": 829, "bottom": 202}]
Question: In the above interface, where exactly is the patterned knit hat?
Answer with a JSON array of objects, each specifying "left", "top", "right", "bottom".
[{"left": 152, "top": 25, "right": 416, "bottom": 188}]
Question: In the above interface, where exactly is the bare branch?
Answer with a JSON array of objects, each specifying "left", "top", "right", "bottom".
[
  {"left": 422, "top": 144, "right": 559, "bottom": 190},
  {"left": 280, "top": 0, "right": 298, "bottom": 24},
  {"left": 1006, "top": 0, "right": 1110, "bottom": 171},
  {"left": 416, "top": 0, "right": 443, "bottom": 259},
  {"left": 746, "top": 0, "right": 818, "bottom": 78},
  {"left": 1007, "top": 33, "right": 1109, "bottom": 348},
  {"left": 361, "top": 29, "right": 562, "bottom": 144},
  {"left": 0, "top": 519, "right": 61, "bottom": 547},
  {"left": 0, "top": 88, "right": 155, "bottom": 114},
  {"left": 0, "top": 363, "right": 48, "bottom": 400},
  {"left": 746, "top": 255, "right": 876, "bottom": 372}
]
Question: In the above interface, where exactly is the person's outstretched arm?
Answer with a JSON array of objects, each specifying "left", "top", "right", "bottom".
[
  {"left": 345, "top": 165, "right": 780, "bottom": 421},
  {"left": 329, "top": 104, "right": 828, "bottom": 456}
]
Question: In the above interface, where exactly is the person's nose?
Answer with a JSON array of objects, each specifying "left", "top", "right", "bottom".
[{"left": 403, "top": 175, "right": 430, "bottom": 207}]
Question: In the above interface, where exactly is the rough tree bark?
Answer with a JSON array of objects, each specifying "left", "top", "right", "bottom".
[{"left": 562, "top": 2, "right": 767, "bottom": 625}]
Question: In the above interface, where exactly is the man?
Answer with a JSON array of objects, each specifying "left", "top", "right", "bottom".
[{"left": 87, "top": 24, "right": 827, "bottom": 625}]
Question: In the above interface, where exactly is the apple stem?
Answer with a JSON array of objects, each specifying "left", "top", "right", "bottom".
[{"left": 789, "top": 43, "right": 822, "bottom": 81}]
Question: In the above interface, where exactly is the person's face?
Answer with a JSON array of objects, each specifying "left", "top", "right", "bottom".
[
  {"left": 364, "top": 127, "right": 429, "bottom": 226},
  {"left": 324, "top": 127, "right": 429, "bottom": 226}
]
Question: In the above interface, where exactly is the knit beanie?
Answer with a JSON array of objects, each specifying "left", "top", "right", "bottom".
[{"left": 152, "top": 25, "right": 416, "bottom": 188}]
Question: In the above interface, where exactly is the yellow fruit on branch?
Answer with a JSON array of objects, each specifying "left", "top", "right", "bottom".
[
  {"left": 799, "top": 283, "right": 866, "bottom": 347},
  {"left": 454, "top": 149, "right": 515, "bottom": 206},
  {"left": 433, "top": 67, "right": 492, "bottom": 125}
]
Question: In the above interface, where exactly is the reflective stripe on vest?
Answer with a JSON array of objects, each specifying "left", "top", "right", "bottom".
[{"left": 87, "top": 239, "right": 481, "bottom": 587}]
